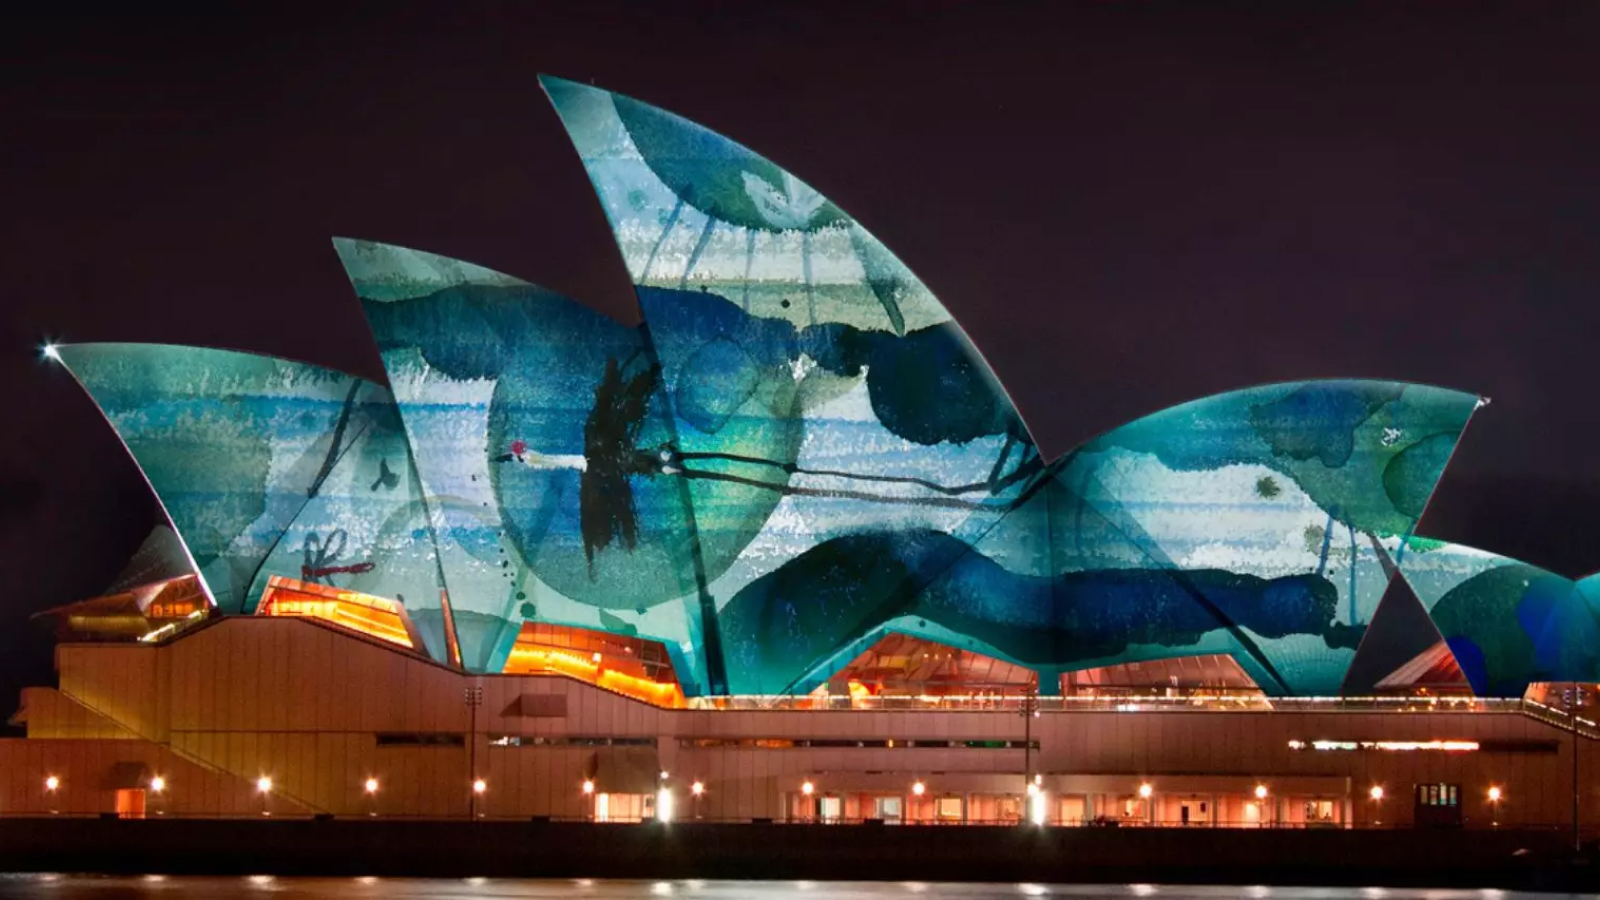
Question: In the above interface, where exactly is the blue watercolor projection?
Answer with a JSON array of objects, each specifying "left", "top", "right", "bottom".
[
  {"left": 1397, "top": 545, "right": 1600, "bottom": 696},
  {"left": 332, "top": 240, "right": 705, "bottom": 685},
  {"left": 60, "top": 76, "right": 1581, "bottom": 700},
  {"left": 715, "top": 380, "right": 1478, "bottom": 697},
  {"left": 54, "top": 344, "right": 455, "bottom": 661}
]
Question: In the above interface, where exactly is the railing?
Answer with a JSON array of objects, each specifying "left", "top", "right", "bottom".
[
  {"left": 1520, "top": 698, "right": 1600, "bottom": 740},
  {"left": 687, "top": 693, "right": 1522, "bottom": 715}
]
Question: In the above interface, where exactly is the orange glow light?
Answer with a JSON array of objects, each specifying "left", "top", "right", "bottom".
[
  {"left": 504, "top": 644, "right": 684, "bottom": 708},
  {"left": 257, "top": 576, "right": 414, "bottom": 649}
]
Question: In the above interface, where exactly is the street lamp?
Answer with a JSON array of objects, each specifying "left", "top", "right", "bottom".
[
  {"left": 691, "top": 780, "right": 704, "bottom": 820},
  {"left": 657, "top": 786, "right": 674, "bottom": 824},
  {"left": 150, "top": 776, "right": 166, "bottom": 793},
  {"left": 582, "top": 779, "right": 595, "bottom": 795},
  {"left": 464, "top": 684, "right": 484, "bottom": 820},
  {"left": 1020, "top": 683, "right": 1040, "bottom": 809},
  {"left": 1029, "top": 789, "right": 1047, "bottom": 826},
  {"left": 257, "top": 776, "right": 272, "bottom": 817},
  {"left": 1369, "top": 784, "right": 1385, "bottom": 827},
  {"left": 1254, "top": 784, "right": 1268, "bottom": 800},
  {"left": 1488, "top": 786, "right": 1502, "bottom": 828},
  {"left": 912, "top": 781, "right": 926, "bottom": 797}
]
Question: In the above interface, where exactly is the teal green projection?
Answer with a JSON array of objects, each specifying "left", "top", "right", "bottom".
[
  {"left": 56, "top": 344, "right": 454, "bottom": 661},
  {"left": 54, "top": 76, "right": 1553, "bottom": 700},
  {"left": 1399, "top": 543, "right": 1600, "bottom": 695}
]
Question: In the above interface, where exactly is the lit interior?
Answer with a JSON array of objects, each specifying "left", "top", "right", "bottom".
[
  {"left": 1061, "top": 654, "right": 1266, "bottom": 699},
  {"left": 257, "top": 576, "right": 415, "bottom": 649},
  {"left": 1372, "top": 641, "right": 1473, "bottom": 695},
  {"left": 503, "top": 622, "right": 684, "bottom": 708},
  {"left": 826, "top": 633, "right": 1039, "bottom": 700},
  {"left": 35, "top": 573, "right": 210, "bottom": 643}
]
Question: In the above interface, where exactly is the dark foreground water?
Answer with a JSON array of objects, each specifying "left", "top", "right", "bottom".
[{"left": 0, "top": 878, "right": 1580, "bottom": 900}]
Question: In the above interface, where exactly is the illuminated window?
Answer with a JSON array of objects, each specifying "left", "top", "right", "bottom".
[
  {"left": 257, "top": 576, "right": 417, "bottom": 649},
  {"left": 1303, "top": 800, "right": 1336, "bottom": 823},
  {"left": 828, "top": 633, "right": 1038, "bottom": 702},
  {"left": 1416, "top": 783, "right": 1459, "bottom": 807},
  {"left": 503, "top": 622, "right": 684, "bottom": 708}
]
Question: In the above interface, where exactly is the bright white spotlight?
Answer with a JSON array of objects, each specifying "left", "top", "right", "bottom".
[
  {"left": 149, "top": 776, "right": 166, "bottom": 793},
  {"left": 41, "top": 343, "right": 60, "bottom": 362},
  {"left": 256, "top": 776, "right": 272, "bottom": 794}
]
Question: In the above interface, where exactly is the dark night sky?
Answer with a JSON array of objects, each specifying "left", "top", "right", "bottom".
[{"left": 2, "top": 4, "right": 1598, "bottom": 706}]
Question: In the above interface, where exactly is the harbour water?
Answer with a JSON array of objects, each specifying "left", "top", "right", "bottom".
[{"left": 0, "top": 878, "right": 1576, "bottom": 900}]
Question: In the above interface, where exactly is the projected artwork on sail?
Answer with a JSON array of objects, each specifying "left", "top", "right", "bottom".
[
  {"left": 51, "top": 76, "right": 1502, "bottom": 702},
  {"left": 55, "top": 343, "right": 453, "bottom": 660}
]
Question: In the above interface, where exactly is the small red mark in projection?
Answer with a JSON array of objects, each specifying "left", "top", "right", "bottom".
[{"left": 510, "top": 439, "right": 528, "bottom": 457}]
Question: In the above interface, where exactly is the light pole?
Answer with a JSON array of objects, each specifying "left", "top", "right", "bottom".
[
  {"left": 464, "top": 683, "right": 484, "bottom": 819},
  {"left": 1020, "top": 682, "right": 1039, "bottom": 822},
  {"left": 1488, "top": 785, "right": 1502, "bottom": 829},
  {"left": 1569, "top": 685, "right": 1583, "bottom": 851}
]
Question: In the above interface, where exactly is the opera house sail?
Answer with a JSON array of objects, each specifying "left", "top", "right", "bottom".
[{"left": 11, "top": 74, "right": 1597, "bottom": 829}]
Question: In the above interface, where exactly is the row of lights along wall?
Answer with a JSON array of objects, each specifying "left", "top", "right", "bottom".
[
  {"left": 796, "top": 778, "right": 1509, "bottom": 825},
  {"left": 33, "top": 773, "right": 1510, "bottom": 823}
]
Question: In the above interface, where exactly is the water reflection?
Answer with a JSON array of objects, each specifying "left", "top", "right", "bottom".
[{"left": 0, "top": 877, "right": 1567, "bottom": 900}]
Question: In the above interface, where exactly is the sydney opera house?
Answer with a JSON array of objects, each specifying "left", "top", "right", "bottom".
[{"left": 7, "top": 76, "right": 1599, "bottom": 831}]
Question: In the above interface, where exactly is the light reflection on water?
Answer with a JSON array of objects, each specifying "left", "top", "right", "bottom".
[{"left": 0, "top": 877, "right": 1570, "bottom": 900}]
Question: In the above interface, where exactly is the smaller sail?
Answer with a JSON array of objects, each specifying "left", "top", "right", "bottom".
[{"left": 54, "top": 343, "right": 453, "bottom": 661}]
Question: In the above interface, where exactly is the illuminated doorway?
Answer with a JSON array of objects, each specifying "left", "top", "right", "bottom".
[{"left": 114, "top": 788, "right": 146, "bottom": 819}]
